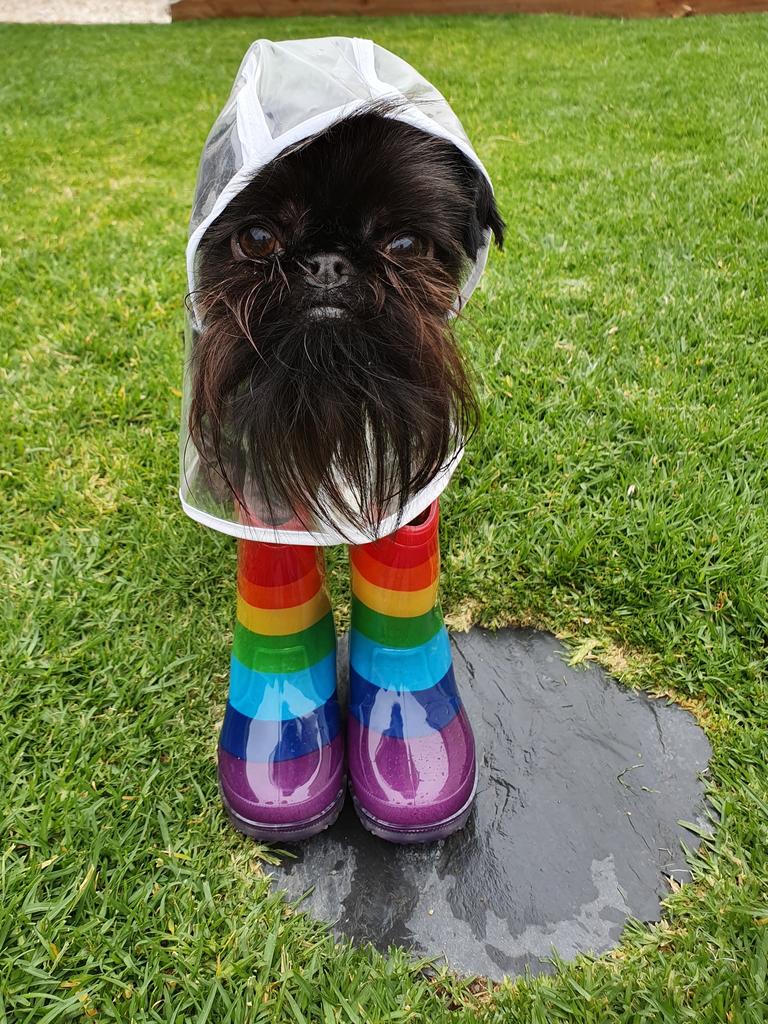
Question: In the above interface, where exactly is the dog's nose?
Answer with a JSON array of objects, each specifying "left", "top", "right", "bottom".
[{"left": 305, "top": 253, "right": 352, "bottom": 290}]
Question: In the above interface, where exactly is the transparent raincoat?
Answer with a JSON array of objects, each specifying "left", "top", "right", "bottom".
[{"left": 180, "top": 36, "right": 495, "bottom": 545}]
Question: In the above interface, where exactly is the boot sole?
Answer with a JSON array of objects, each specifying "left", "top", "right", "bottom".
[
  {"left": 350, "top": 771, "right": 477, "bottom": 844},
  {"left": 219, "top": 781, "right": 346, "bottom": 843}
]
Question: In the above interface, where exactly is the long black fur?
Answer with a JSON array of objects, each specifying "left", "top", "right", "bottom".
[{"left": 188, "top": 105, "right": 504, "bottom": 537}]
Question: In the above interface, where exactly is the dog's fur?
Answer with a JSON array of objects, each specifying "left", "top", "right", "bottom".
[{"left": 188, "top": 106, "right": 504, "bottom": 536}]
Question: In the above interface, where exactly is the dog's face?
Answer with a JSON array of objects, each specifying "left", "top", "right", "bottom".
[{"left": 190, "top": 109, "right": 504, "bottom": 535}]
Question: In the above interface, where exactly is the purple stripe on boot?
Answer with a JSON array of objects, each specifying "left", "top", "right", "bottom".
[
  {"left": 347, "top": 709, "right": 476, "bottom": 829},
  {"left": 219, "top": 732, "right": 345, "bottom": 827}
]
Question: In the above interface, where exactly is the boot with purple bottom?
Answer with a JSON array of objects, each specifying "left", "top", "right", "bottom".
[
  {"left": 218, "top": 537, "right": 345, "bottom": 842},
  {"left": 347, "top": 499, "right": 477, "bottom": 843}
]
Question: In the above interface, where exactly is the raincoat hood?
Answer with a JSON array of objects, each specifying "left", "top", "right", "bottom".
[{"left": 180, "top": 36, "right": 495, "bottom": 546}]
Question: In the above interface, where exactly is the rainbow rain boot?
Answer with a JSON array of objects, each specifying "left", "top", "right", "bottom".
[
  {"left": 347, "top": 499, "right": 477, "bottom": 843},
  {"left": 218, "top": 538, "right": 345, "bottom": 841}
]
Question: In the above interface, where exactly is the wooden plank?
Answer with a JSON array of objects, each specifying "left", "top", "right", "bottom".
[{"left": 172, "top": 0, "right": 768, "bottom": 20}]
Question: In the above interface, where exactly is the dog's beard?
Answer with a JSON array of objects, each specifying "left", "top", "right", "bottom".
[{"left": 188, "top": 107, "right": 504, "bottom": 537}]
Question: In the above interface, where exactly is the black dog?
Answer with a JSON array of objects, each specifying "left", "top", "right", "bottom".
[{"left": 189, "top": 105, "right": 504, "bottom": 537}]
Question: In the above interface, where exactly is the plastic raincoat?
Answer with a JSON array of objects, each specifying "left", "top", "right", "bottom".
[{"left": 180, "top": 36, "right": 494, "bottom": 545}]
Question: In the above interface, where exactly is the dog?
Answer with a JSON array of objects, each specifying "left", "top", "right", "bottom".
[{"left": 187, "top": 104, "right": 504, "bottom": 539}]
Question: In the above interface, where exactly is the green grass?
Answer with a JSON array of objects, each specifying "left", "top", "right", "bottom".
[{"left": 1, "top": 12, "right": 767, "bottom": 1022}]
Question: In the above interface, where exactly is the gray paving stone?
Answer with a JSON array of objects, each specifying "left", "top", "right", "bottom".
[{"left": 268, "top": 627, "right": 712, "bottom": 979}]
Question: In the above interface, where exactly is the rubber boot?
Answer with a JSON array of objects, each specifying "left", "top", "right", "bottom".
[
  {"left": 347, "top": 498, "right": 477, "bottom": 843},
  {"left": 218, "top": 538, "right": 345, "bottom": 841}
]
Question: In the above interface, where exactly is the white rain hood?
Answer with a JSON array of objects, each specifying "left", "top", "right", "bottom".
[{"left": 180, "top": 36, "right": 495, "bottom": 546}]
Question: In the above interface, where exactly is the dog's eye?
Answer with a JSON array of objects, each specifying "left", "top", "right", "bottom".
[
  {"left": 385, "top": 235, "right": 433, "bottom": 258},
  {"left": 386, "top": 235, "right": 418, "bottom": 254},
  {"left": 232, "top": 226, "right": 281, "bottom": 261}
]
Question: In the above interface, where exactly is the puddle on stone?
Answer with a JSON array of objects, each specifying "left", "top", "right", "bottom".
[{"left": 267, "top": 627, "right": 712, "bottom": 979}]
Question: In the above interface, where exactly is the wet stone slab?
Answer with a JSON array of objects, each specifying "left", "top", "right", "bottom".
[{"left": 268, "top": 627, "right": 712, "bottom": 979}]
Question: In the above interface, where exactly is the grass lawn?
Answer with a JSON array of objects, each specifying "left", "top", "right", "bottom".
[{"left": 2, "top": 11, "right": 768, "bottom": 1022}]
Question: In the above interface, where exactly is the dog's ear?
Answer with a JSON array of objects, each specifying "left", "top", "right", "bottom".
[
  {"left": 455, "top": 156, "right": 505, "bottom": 259},
  {"left": 474, "top": 171, "right": 505, "bottom": 251}
]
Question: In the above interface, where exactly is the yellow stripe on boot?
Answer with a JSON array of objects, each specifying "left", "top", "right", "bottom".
[
  {"left": 351, "top": 573, "right": 439, "bottom": 618},
  {"left": 236, "top": 588, "right": 331, "bottom": 637}
]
